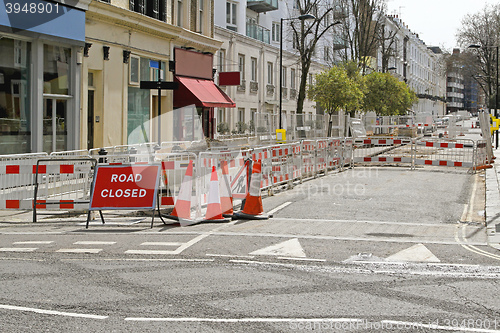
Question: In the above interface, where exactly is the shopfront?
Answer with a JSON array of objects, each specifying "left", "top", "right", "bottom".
[
  {"left": 0, "top": 0, "right": 88, "bottom": 154},
  {"left": 173, "top": 48, "right": 235, "bottom": 140}
]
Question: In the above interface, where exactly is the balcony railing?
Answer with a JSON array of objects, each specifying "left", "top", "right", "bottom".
[
  {"left": 237, "top": 79, "right": 246, "bottom": 92},
  {"left": 247, "top": 0, "right": 278, "bottom": 13},
  {"left": 246, "top": 21, "right": 270, "bottom": 44},
  {"left": 267, "top": 84, "right": 275, "bottom": 96},
  {"left": 250, "top": 81, "right": 259, "bottom": 93}
]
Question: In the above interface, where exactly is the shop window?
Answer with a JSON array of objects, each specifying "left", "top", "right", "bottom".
[
  {"left": 0, "top": 38, "right": 31, "bottom": 154},
  {"left": 127, "top": 56, "right": 152, "bottom": 144}
]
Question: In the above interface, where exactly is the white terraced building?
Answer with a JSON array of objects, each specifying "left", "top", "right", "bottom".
[{"left": 212, "top": 0, "right": 346, "bottom": 137}]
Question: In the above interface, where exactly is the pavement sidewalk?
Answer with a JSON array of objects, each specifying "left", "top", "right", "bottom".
[{"left": 486, "top": 147, "right": 500, "bottom": 250}]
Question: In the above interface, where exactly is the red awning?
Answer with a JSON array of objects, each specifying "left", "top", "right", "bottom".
[{"left": 174, "top": 76, "right": 236, "bottom": 108}]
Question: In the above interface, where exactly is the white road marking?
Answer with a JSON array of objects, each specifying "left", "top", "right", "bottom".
[
  {"left": 74, "top": 241, "right": 116, "bottom": 245},
  {"left": 269, "top": 217, "right": 451, "bottom": 227},
  {"left": 0, "top": 248, "right": 37, "bottom": 252},
  {"left": 56, "top": 249, "right": 102, "bottom": 254},
  {"left": 385, "top": 244, "right": 440, "bottom": 263},
  {"left": 13, "top": 241, "right": 53, "bottom": 245},
  {"left": 382, "top": 320, "right": 500, "bottom": 333},
  {"left": 455, "top": 224, "right": 500, "bottom": 261},
  {"left": 267, "top": 202, "right": 292, "bottom": 215},
  {"left": 125, "top": 250, "right": 177, "bottom": 255},
  {"left": 0, "top": 304, "right": 108, "bottom": 319},
  {"left": 140, "top": 242, "right": 183, "bottom": 246},
  {"left": 125, "top": 317, "right": 362, "bottom": 323},
  {"left": 277, "top": 257, "right": 326, "bottom": 262},
  {"left": 212, "top": 231, "right": 488, "bottom": 246},
  {"left": 250, "top": 238, "right": 306, "bottom": 258},
  {"left": 206, "top": 254, "right": 255, "bottom": 259}
]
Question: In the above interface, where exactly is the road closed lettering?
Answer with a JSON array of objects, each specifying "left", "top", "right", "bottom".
[{"left": 90, "top": 164, "right": 160, "bottom": 210}]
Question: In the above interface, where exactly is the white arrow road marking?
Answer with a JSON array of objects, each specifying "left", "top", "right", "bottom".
[
  {"left": 249, "top": 238, "right": 306, "bottom": 258},
  {"left": 386, "top": 243, "right": 440, "bottom": 263}
]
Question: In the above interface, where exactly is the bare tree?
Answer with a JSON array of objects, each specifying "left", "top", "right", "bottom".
[
  {"left": 457, "top": 4, "right": 500, "bottom": 108},
  {"left": 288, "top": 0, "right": 343, "bottom": 115},
  {"left": 337, "top": 0, "right": 389, "bottom": 74}
]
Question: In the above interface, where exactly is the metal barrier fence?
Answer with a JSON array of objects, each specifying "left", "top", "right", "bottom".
[
  {"left": 33, "top": 158, "right": 97, "bottom": 221},
  {"left": 413, "top": 138, "right": 475, "bottom": 169},
  {"left": 353, "top": 137, "right": 413, "bottom": 166},
  {"left": 0, "top": 136, "right": 489, "bottom": 218},
  {"left": 0, "top": 153, "right": 49, "bottom": 209}
]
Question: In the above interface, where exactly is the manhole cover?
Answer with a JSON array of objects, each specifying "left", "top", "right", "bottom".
[{"left": 366, "top": 233, "right": 414, "bottom": 238}]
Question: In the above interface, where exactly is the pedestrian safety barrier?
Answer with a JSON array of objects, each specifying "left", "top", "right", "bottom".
[
  {"left": 32, "top": 158, "right": 97, "bottom": 222},
  {"left": 0, "top": 136, "right": 491, "bottom": 222}
]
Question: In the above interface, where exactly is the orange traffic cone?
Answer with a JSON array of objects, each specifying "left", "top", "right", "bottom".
[
  {"left": 202, "top": 166, "right": 231, "bottom": 223},
  {"left": 234, "top": 160, "right": 270, "bottom": 220},
  {"left": 219, "top": 160, "right": 234, "bottom": 218},
  {"left": 166, "top": 160, "right": 195, "bottom": 225}
]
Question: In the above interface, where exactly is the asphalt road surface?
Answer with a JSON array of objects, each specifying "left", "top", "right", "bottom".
[{"left": 1, "top": 166, "right": 500, "bottom": 332}]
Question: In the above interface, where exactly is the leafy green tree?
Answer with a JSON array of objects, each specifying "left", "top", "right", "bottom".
[
  {"left": 362, "top": 72, "right": 417, "bottom": 115},
  {"left": 308, "top": 65, "right": 363, "bottom": 136}
]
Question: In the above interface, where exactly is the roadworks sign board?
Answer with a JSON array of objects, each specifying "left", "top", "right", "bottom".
[{"left": 89, "top": 164, "right": 160, "bottom": 210}]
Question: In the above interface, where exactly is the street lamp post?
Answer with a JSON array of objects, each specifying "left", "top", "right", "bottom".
[
  {"left": 279, "top": 14, "right": 315, "bottom": 130},
  {"left": 469, "top": 44, "right": 499, "bottom": 148}
]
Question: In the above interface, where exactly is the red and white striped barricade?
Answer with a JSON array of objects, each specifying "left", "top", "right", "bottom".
[
  {"left": 155, "top": 152, "right": 200, "bottom": 219},
  {"left": 270, "top": 144, "right": 295, "bottom": 187},
  {"left": 413, "top": 138, "right": 475, "bottom": 169},
  {"left": 0, "top": 153, "right": 48, "bottom": 210},
  {"left": 475, "top": 140, "right": 490, "bottom": 170},
  {"left": 32, "top": 158, "right": 97, "bottom": 221},
  {"left": 353, "top": 137, "right": 412, "bottom": 166},
  {"left": 316, "top": 139, "right": 329, "bottom": 175},
  {"left": 198, "top": 150, "right": 250, "bottom": 208},
  {"left": 342, "top": 138, "right": 354, "bottom": 169},
  {"left": 301, "top": 140, "right": 317, "bottom": 178},
  {"left": 249, "top": 147, "right": 272, "bottom": 190},
  {"left": 327, "top": 138, "right": 343, "bottom": 171}
]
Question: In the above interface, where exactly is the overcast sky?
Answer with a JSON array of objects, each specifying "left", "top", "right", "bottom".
[{"left": 386, "top": 0, "right": 499, "bottom": 51}]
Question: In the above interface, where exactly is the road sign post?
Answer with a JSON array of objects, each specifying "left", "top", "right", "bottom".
[{"left": 140, "top": 61, "right": 179, "bottom": 144}]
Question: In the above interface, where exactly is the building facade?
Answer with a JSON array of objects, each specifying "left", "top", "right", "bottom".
[
  {"left": 445, "top": 49, "right": 465, "bottom": 114},
  {"left": 0, "top": 0, "right": 90, "bottom": 155},
  {"left": 378, "top": 15, "right": 447, "bottom": 117},
  {"left": 82, "top": 0, "right": 230, "bottom": 149},
  {"left": 213, "top": 0, "right": 337, "bottom": 137}
]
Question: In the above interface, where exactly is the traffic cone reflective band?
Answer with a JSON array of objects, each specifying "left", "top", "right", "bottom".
[
  {"left": 166, "top": 160, "right": 194, "bottom": 223},
  {"left": 219, "top": 160, "right": 234, "bottom": 217},
  {"left": 234, "top": 160, "right": 269, "bottom": 220},
  {"left": 203, "top": 166, "right": 231, "bottom": 223}
]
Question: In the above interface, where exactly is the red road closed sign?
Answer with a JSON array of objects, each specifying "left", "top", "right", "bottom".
[{"left": 89, "top": 164, "right": 160, "bottom": 210}]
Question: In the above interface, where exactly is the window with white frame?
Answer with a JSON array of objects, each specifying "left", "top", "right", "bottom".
[
  {"left": 238, "top": 108, "right": 245, "bottom": 122},
  {"left": 129, "top": 55, "right": 140, "bottom": 85},
  {"left": 226, "top": 1, "right": 237, "bottom": 28},
  {"left": 238, "top": 54, "right": 245, "bottom": 80},
  {"left": 272, "top": 22, "right": 280, "bottom": 42},
  {"left": 218, "top": 49, "right": 225, "bottom": 72},
  {"left": 198, "top": 0, "right": 204, "bottom": 33},
  {"left": 177, "top": 0, "right": 183, "bottom": 27},
  {"left": 251, "top": 57, "right": 257, "bottom": 81},
  {"left": 267, "top": 62, "right": 273, "bottom": 85},
  {"left": 290, "top": 68, "right": 296, "bottom": 89},
  {"left": 324, "top": 46, "right": 330, "bottom": 61}
]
